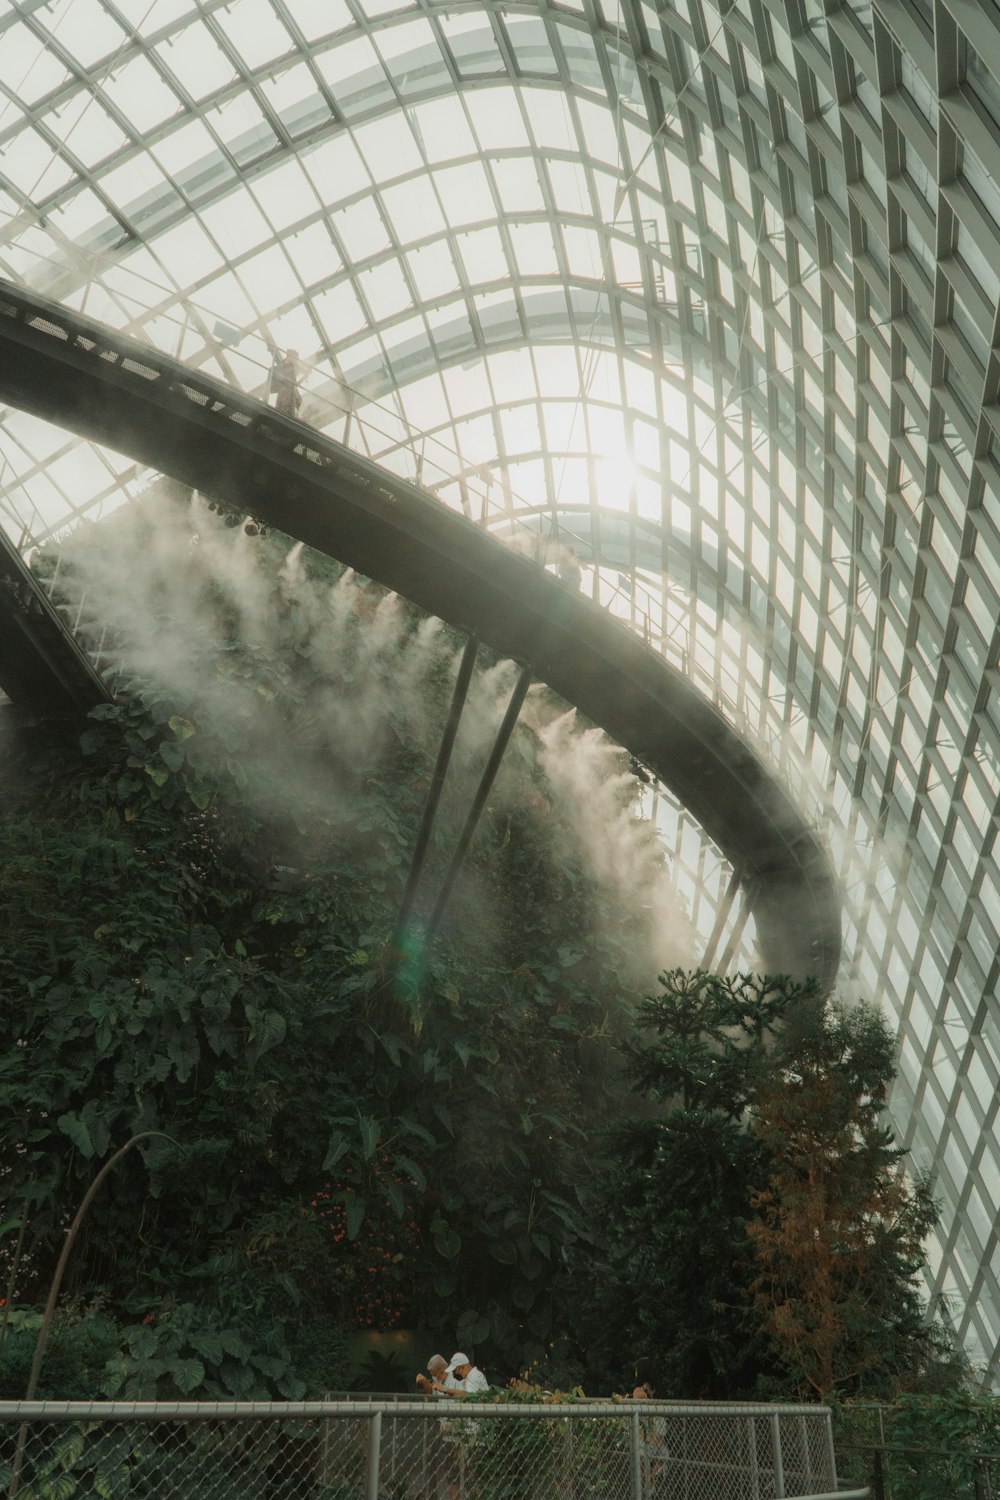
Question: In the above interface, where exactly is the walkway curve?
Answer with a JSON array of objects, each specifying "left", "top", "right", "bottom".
[
  {"left": 0, "top": 279, "right": 841, "bottom": 984},
  {"left": 0, "top": 521, "right": 111, "bottom": 718}
]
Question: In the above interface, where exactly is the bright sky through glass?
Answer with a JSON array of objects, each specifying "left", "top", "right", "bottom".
[{"left": 0, "top": 3, "right": 724, "bottom": 563}]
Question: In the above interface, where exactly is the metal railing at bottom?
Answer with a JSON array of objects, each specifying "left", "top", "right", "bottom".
[
  {"left": 0, "top": 1397, "right": 863, "bottom": 1500},
  {"left": 835, "top": 1440, "right": 998, "bottom": 1500}
]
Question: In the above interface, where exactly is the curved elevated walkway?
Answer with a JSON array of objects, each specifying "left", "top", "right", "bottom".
[
  {"left": 0, "top": 522, "right": 112, "bottom": 718},
  {"left": 0, "top": 279, "right": 840, "bottom": 984}
]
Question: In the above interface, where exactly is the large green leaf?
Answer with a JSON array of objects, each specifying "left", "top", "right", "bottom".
[
  {"left": 358, "top": 1114, "right": 378, "bottom": 1160},
  {"left": 168, "top": 1357, "right": 206, "bottom": 1393},
  {"left": 323, "top": 1133, "right": 349, "bottom": 1172},
  {"left": 57, "top": 1112, "right": 94, "bottom": 1158}
]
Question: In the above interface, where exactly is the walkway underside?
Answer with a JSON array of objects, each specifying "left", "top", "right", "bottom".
[
  {"left": 0, "top": 523, "right": 111, "bottom": 718},
  {"left": 0, "top": 280, "right": 841, "bottom": 984}
]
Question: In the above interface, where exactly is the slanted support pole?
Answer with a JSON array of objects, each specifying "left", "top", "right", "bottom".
[
  {"left": 392, "top": 634, "right": 479, "bottom": 955},
  {"left": 700, "top": 862, "right": 742, "bottom": 973},
  {"left": 424, "top": 664, "right": 532, "bottom": 946},
  {"left": 717, "top": 874, "right": 756, "bottom": 974}
]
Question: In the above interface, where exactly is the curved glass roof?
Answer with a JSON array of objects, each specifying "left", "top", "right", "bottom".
[{"left": 3, "top": 0, "right": 1000, "bottom": 1374}]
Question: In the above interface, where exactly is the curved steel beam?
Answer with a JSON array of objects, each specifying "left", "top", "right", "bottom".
[{"left": 0, "top": 279, "right": 841, "bottom": 984}]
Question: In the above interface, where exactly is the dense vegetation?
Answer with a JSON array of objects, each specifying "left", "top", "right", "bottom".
[
  {"left": 0, "top": 492, "right": 959, "bottom": 1405},
  {"left": 0, "top": 493, "right": 680, "bottom": 1399},
  {"left": 577, "top": 973, "right": 956, "bottom": 1400}
]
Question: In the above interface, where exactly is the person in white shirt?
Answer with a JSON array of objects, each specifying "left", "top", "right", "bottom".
[
  {"left": 443, "top": 1354, "right": 488, "bottom": 1395},
  {"left": 429, "top": 1354, "right": 489, "bottom": 1500},
  {"left": 417, "top": 1354, "right": 458, "bottom": 1394},
  {"left": 425, "top": 1352, "right": 488, "bottom": 1397}
]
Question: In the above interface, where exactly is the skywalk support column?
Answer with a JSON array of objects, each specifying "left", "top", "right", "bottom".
[
  {"left": 392, "top": 633, "right": 479, "bottom": 957},
  {"left": 424, "top": 663, "right": 532, "bottom": 947}
]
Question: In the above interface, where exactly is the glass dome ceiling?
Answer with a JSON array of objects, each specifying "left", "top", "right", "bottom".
[{"left": 3, "top": 0, "right": 1000, "bottom": 1375}]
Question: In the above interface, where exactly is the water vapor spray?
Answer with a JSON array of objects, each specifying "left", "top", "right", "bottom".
[{"left": 41, "top": 480, "right": 696, "bottom": 984}]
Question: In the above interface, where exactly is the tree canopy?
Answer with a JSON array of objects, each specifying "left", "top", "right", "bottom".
[
  {"left": 573, "top": 972, "right": 955, "bottom": 1401},
  {"left": 748, "top": 1001, "right": 943, "bottom": 1400}
]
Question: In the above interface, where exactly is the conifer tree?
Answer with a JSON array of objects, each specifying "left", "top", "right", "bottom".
[{"left": 747, "top": 1000, "right": 940, "bottom": 1400}]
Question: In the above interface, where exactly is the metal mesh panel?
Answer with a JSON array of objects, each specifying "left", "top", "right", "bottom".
[
  {"left": 458, "top": 1411, "right": 631, "bottom": 1500},
  {"left": 832, "top": 1402, "right": 1000, "bottom": 1499},
  {"left": 0, "top": 1399, "right": 846, "bottom": 1500},
  {"left": 0, "top": 1416, "right": 333, "bottom": 1500},
  {"left": 652, "top": 1411, "right": 784, "bottom": 1499}
]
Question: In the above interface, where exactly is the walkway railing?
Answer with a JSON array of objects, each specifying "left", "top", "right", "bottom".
[
  {"left": 832, "top": 1400, "right": 1000, "bottom": 1499},
  {"left": 0, "top": 1397, "right": 865, "bottom": 1500}
]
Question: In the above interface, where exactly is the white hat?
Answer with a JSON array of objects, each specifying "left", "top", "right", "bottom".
[{"left": 446, "top": 1353, "right": 471, "bottom": 1373}]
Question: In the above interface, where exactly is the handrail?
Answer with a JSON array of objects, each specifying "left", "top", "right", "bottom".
[
  {"left": 0, "top": 1396, "right": 836, "bottom": 1418},
  {"left": 0, "top": 1397, "right": 853, "bottom": 1498},
  {"left": 785, "top": 1492, "right": 869, "bottom": 1499}
]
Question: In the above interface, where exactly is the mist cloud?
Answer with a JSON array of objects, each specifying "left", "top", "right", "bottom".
[{"left": 40, "top": 480, "right": 696, "bottom": 983}]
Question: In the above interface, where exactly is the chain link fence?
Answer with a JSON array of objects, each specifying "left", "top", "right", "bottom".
[
  {"left": 833, "top": 1402, "right": 1000, "bottom": 1499},
  {"left": 0, "top": 1397, "right": 862, "bottom": 1500}
]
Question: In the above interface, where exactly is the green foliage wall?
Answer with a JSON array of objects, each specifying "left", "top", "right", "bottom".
[{"left": 1, "top": 497, "right": 672, "bottom": 1397}]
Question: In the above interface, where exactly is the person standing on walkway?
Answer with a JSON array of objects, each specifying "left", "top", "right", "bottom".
[
  {"left": 557, "top": 545, "right": 583, "bottom": 591},
  {"left": 630, "top": 1357, "right": 668, "bottom": 1494},
  {"left": 269, "top": 346, "right": 301, "bottom": 417},
  {"left": 434, "top": 1356, "right": 488, "bottom": 1500},
  {"left": 416, "top": 1354, "right": 460, "bottom": 1500}
]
